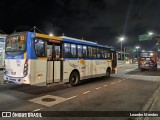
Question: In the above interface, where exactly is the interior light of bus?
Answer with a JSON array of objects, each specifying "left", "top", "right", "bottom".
[
  {"left": 71, "top": 45, "right": 76, "bottom": 48},
  {"left": 20, "top": 35, "right": 25, "bottom": 40},
  {"left": 49, "top": 39, "right": 60, "bottom": 43},
  {"left": 150, "top": 53, "right": 153, "bottom": 56}
]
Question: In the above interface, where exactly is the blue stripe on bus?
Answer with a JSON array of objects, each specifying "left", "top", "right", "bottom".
[
  {"left": 6, "top": 54, "right": 24, "bottom": 59},
  {"left": 27, "top": 32, "right": 37, "bottom": 59}
]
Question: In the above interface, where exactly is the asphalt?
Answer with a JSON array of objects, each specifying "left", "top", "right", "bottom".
[{"left": 117, "top": 63, "right": 160, "bottom": 120}]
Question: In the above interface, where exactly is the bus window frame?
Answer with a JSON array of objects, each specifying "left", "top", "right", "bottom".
[
  {"left": 5, "top": 33, "right": 27, "bottom": 55},
  {"left": 71, "top": 43, "right": 77, "bottom": 58},
  {"left": 34, "top": 37, "right": 47, "bottom": 58},
  {"left": 82, "top": 45, "right": 88, "bottom": 58},
  {"left": 88, "top": 46, "right": 92, "bottom": 58},
  {"left": 77, "top": 44, "right": 83, "bottom": 58}
]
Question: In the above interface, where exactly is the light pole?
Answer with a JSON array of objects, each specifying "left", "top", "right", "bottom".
[
  {"left": 119, "top": 37, "right": 124, "bottom": 61},
  {"left": 135, "top": 46, "right": 140, "bottom": 58},
  {"left": 0, "top": 30, "right": 6, "bottom": 35}
]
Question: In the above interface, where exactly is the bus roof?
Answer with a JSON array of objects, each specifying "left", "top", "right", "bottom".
[
  {"left": 0, "top": 34, "right": 7, "bottom": 38},
  {"left": 7, "top": 32, "right": 115, "bottom": 49},
  {"left": 62, "top": 36, "right": 114, "bottom": 49}
]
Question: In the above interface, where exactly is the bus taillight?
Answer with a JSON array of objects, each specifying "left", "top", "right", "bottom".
[{"left": 23, "top": 59, "right": 28, "bottom": 76}]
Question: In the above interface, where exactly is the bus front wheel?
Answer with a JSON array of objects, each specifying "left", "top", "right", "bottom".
[{"left": 69, "top": 71, "right": 80, "bottom": 87}]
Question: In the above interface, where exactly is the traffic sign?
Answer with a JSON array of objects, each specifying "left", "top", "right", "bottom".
[{"left": 139, "top": 34, "right": 152, "bottom": 41}]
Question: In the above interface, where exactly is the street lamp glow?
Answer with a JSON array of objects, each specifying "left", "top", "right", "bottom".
[
  {"left": 49, "top": 33, "right": 53, "bottom": 36},
  {"left": 135, "top": 46, "right": 140, "bottom": 58},
  {"left": 119, "top": 37, "right": 125, "bottom": 61},
  {"left": 119, "top": 37, "right": 124, "bottom": 41},
  {"left": 148, "top": 32, "right": 154, "bottom": 36}
]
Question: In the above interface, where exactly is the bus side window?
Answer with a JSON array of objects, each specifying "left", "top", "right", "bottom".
[
  {"left": 88, "top": 46, "right": 92, "bottom": 58},
  {"left": 55, "top": 45, "right": 61, "bottom": 59},
  {"left": 71, "top": 44, "right": 77, "bottom": 57},
  {"left": 64, "top": 43, "right": 71, "bottom": 58},
  {"left": 34, "top": 39, "right": 46, "bottom": 57},
  {"left": 92, "top": 47, "right": 97, "bottom": 58},
  {"left": 97, "top": 47, "right": 100, "bottom": 58},
  {"left": 101, "top": 48, "right": 105, "bottom": 58},
  {"left": 47, "top": 45, "right": 52, "bottom": 60},
  {"left": 104, "top": 49, "right": 108, "bottom": 58},
  {"left": 82, "top": 45, "right": 87, "bottom": 58},
  {"left": 77, "top": 45, "right": 82, "bottom": 58}
]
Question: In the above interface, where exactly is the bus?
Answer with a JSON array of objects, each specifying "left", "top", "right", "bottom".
[
  {"left": 4, "top": 32, "right": 117, "bottom": 86},
  {"left": 138, "top": 51, "right": 158, "bottom": 70},
  {"left": 0, "top": 34, "right": 6, "bottom": 69}
]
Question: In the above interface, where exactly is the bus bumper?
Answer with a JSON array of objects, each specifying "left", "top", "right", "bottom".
[{"left": 4, "top": 75, "right": 30, "bottom": 84}]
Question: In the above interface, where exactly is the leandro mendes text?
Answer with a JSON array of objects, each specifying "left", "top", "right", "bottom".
[{"left": 130, "top": 113, "right": 158, "bottom": 117}]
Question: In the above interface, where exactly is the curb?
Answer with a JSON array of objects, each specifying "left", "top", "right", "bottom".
[{"left": 134, "top": 86, "right": 160, "bottom": 120}]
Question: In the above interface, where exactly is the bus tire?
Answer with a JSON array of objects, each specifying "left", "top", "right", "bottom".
[
  {"left": 69, "top": 71, "right": 80, "bottom": 87},
  {"left": 105, "top": 68, "right": 111, "bottom": 79}
]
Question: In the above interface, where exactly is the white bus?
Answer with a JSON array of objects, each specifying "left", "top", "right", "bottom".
[
  {"left": 0, "top": 34, "right": 6, "bottom": 69},
  {"left": 4, "top": 32, "right": 117, "bottom": 86}
]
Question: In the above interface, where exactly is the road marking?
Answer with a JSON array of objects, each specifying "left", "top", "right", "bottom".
[
  {"left": 95, "top": 87, "right": 101, "bottom": 90},
  {"left": 29, "top": 95, "right": 67, "bottom": 107},
  {"left": 104, "top": 85, "right": 108, "bottom": 87},
  {"left": 33, "top": 108, "right": 43, "bottom": 112},
  {"left": 117, "top": 80, "right": 122, "bottom": 82},
  {"left": 111, "top": 82, "right": 116, "bottom": 85},
  {"left": 67, "top": 96, "right": 77, "bottom": 100},
  {"left": 83, "top": 91, "right": 91, "bottom": 94}
]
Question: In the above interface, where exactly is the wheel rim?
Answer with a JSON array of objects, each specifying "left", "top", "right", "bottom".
[
  {"left": 106, "top": 70, "right": 110, "bottom": 77},
  {"left": 71, "top": 75, "right": 77, "bottom": 84}
]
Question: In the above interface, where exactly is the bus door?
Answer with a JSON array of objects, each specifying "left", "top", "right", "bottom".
[
  {"left": 111, "top": 50, "right": 117, "bottom": 73},
  {"left": 46, "top": 42, "right": 62, "bottom": 84},
  {"left": 53, "top": 44, "right": 62, "bottom": 82}
]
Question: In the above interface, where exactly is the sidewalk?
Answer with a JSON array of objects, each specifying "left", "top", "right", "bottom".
[
  {"left": 135, "top": 86, "right": 160, "bottom": 120},
  {"left": 146, "top": 86, "right": 160, "bottom": 120}
]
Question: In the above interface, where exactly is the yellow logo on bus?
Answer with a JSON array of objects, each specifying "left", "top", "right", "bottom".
[{"left": 80, "top": 59, "right": 85, "bottom": 65}]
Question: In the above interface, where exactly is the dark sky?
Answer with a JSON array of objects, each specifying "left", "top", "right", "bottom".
[{"left": 0, "top": 0, "right": 160, "bottom": 50}]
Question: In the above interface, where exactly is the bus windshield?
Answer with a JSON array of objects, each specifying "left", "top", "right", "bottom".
[
  {"left": 6, "top": 34, "right": 26, "bottom": 52},
  {"left": 0, "top": 38, "right": 5, "bottom": 49}
]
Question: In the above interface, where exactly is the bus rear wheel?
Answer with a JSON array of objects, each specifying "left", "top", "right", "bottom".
[
  {"left": 69, "top": 71, "right": 80, "bottom": 87},
  {"left": 105, "top": 68, "right": 111, "bottom": 79}
]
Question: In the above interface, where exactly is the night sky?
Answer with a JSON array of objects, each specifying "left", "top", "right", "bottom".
[{"left": 0, "top": 0, "right": 160, "bottom": 50}]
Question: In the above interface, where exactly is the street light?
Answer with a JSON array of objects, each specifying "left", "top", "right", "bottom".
[
  {"left": 119, "top": 37, "right": 125, "bottom": 61},
  {"left": 148, "top": 32, "right": 154, "bottom": 36}
]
